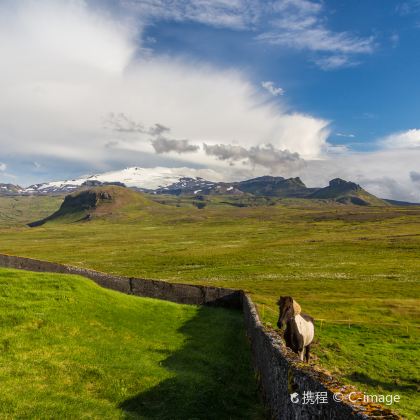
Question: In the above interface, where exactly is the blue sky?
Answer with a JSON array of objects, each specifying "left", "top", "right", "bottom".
[
  {"left": 143, "top": 0, "right": 419, "bottom": 148},
  {"left": 1, "top": 0, "right": 420, "bottom": 200}
]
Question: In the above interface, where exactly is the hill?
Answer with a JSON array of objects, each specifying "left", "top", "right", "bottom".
[
  {"left": 309, "top": 178, "right": 389, "bottom": 206},
  {"left": 234, "top": 176, "right": 313, "bottom": 198},
  {"left": 0, "top": 267, "right": 262, "bottom": 418},
  {"left": 384, "top": 198, "right": 420, "bottom": 206},
  {"left": 28, "top": 186, "right": 156, "bottom": 226},
  {"left": 4, "top": 166, "right": 411, "bottom": 206}
]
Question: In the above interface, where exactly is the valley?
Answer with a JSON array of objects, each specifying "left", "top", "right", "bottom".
[{"left": 0, "top": 185, "right": 419, "bottom": 418}]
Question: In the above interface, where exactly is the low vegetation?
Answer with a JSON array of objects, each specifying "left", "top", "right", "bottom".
[
  {"left": 0, "top": 189, "right": 419, "bottom": 417},
  {"left": 0, "top": 195, "right": 62, "bottom": 227},
  {"left": 0, "top": 267, "right": 263, "bottom": 419}
]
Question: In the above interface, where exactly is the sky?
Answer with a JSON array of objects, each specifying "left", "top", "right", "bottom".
[{"left": 1, "top": 0, "right": 420, "bottom": 201}]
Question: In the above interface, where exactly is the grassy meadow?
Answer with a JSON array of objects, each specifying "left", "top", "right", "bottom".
[
  {"left": 0, "top": 267, "right": 263, "bottom": 419},
  {"left": 0, "top": 195, "right": 62, "bottom": 227},
  {"left": 0, "top": 193, "right": 419, "bottom": 417}
]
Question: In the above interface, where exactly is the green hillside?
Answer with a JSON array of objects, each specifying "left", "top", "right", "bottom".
[
  {"left": 0, "top": 268, "right": 263, "bottom": 419},
  {"left": 234, "top": 176, "right": 309, "bottom": 197},
  {"left": 309, "top": 178, "right": 388, "bottom": 206},
  {"left": 0, "top": 195, "right": 63, "bottom": 227},
  {"left": 0, "top": 192, "right": 419, "bottom": 417},
  {"left": 28, "top": 186, "right": 156, "bottom": 226}
]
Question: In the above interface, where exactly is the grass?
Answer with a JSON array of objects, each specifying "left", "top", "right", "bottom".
[
  {"left": 0, "top": 267, "right": 263, "bottom": 419},
  {"left": 0, "top": 194, "right": 419, "bottom": 418},
  {"left": 0, "top": 195, "right": 62, "bottom": 227}
]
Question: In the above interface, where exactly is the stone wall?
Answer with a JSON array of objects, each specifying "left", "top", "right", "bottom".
[
  {"left": 0, "top": 253, "right": 400, "bottom": 420},
  {"left": 241, "top": 294, "right": 400, "bottom": 419},
  {"left": 0, "top": 254, "right": 241, "bottom": 308}
]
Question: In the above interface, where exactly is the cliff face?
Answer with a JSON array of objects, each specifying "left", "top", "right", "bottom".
[
  {"left": 309, "top": 178, "right": 388, "bottom": 206},
  {"left": 28, "top": 186, "right": 155, "bottom": 227}
]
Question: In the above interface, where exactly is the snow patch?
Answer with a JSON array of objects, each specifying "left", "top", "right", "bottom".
[{"left": 23, "top": 167, "right": 226, "bottom": 193}]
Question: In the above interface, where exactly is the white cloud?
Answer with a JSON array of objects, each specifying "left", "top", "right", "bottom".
[
  {"left": 296, "top": 128, "right": 420, "bottom": 202},
  {"left": 300, "top": 147, "right": 420, "bottom": 202},
  {"left": 122, "top": 0, "right": 375, "bottom": 70},
  {"left": 2, "top": 1, "right": 417, "bottom": 202},
  {"left": 121, "top": 0, "right": 261, "bottom": 30},
  {"left": 0, "top": 162, "right": 6, "bottom": 172},
  {"left": 203, "top": 143, "right": 304, "bottom": 172},
  {"left": 313, "top": 55, "right": 359, "bottom": 70},
  {"left": 336, "top": 132, "right": 355, "bottom": 138},
  {"left": 410, "top": 171, "right": 420, "bottom": 182},
  {"left": 0, "top": 0, "right": 330, "bottom": 183},
  {"left": 261, "top": 81, "right": 284, "bottom": 96},
  {"left": 151, "top": 137, "right": 200, "bottom": 154},
  {"left": 379, "top": 129, "right": 420, "bottom": 149},
  {"left": 324, "top": 144, "right": 350, "bottom": 155},
  {"left": 259, "top": 25, "right": 373, "bottom": 55},
  {"left": 257, "top": 0, "right": 374, "bottom": 69},
  {"left": 396, "top": 1, "right": 420, "bottom": 16}
]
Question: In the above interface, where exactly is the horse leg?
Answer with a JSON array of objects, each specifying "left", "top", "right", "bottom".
[
  {"left": 299, "top": 349, "right": 304, "bottom": 361},
  {"left": 305, "top": 345, "right": 311, "bottom": 363}
]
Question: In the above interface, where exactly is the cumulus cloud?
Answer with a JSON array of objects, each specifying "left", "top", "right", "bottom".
[
  {"left": 104, "top": 113, "right": 146, "bottom": 133},
  {"left": 0, "top": 0, "right": 330, "bottom": 185},
  {"left": 104, "top": 113, "right": 172, "bottom": 139},
  {"left": 247, "top": 144, "right": 303, "bottom": 171},
  {"left": 380, "top": 129, "right": 420, "bottom": 149},
  {"left": 105, "top": 114, "right": 199, "bottom": 154},
  {"left": 410, "top": 171, "right": 420, "bottom": 182},
  {"left": 325, "top": 144, "right": 350, "bottom": 155},
  {"left": 299, "top": 148, "right": 420, "bottom": 202},
  {"left": 4, "top": 0, "right": 417, "bottom": 202},
  {"left": 261, "top": 81, "right": 284, "bottom": 96},
  {"left": 204, "top": 142, "right": 304, "bottom": 172},
  {"left": 0, "top": 162, "right": 6, "bottom": 172},
  {"left": 152, "top": 137, "right": 200, "bottom": 154},
  {"left": 203, "top": 143, "right": 248, "bottom": 161},
  {"left": 149, "top": 123, "right": 170, "bottom": 136}
]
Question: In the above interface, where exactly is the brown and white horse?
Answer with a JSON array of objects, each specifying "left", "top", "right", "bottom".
[{"left": 277, "top": 296, "right": 314, "bottom": 362}]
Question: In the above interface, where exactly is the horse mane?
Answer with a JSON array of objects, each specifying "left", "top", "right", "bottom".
[
  {"left": 292, "top": 299, "right": 301, "bottom": 315},
  {"left": 277, "top": 296, "right": 302, "bottom": 315}
]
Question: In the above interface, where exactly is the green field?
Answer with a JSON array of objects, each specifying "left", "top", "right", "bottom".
[
  {"left": 0, "top": 267, "right": 263, "bottom": 419},
  {"left": 0, "top": 193, "right": 419, "bottom": 418},
  {"left": 0, "top": 195, "right": 62, "bottom": 227}
]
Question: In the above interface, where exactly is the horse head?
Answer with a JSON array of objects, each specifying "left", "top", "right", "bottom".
[{"left": 276, "top": 296, "right": 301, "bottom": 329}]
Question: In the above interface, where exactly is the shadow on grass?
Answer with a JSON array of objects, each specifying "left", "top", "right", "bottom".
[
  {"left": 119, "top": 306, "right": 265, "bottom": 420},
  {"left": 348, "top": 372, "right": 418, "bottom": 393}
]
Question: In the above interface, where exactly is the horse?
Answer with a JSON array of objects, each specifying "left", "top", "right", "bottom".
[{"left": 276, "top": 296, "right": 314, "bottom": 362}]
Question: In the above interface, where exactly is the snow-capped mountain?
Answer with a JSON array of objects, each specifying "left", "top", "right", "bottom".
[
  {"left": 0, "top": 167, "right": 395, "bottom": 206},
  {"left": 23, "top": 167, "right": 226, "bottom": 195},
  {"left": 0, "top": 183, "right": 24, "bottom": 195},
  {"left": 154, "top": 177, "right": 219, "bottom": 195}
]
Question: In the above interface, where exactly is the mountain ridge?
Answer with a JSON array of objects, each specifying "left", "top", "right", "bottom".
[{"left": 0, "top": 166, "right": 414, "bottom": 206}]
